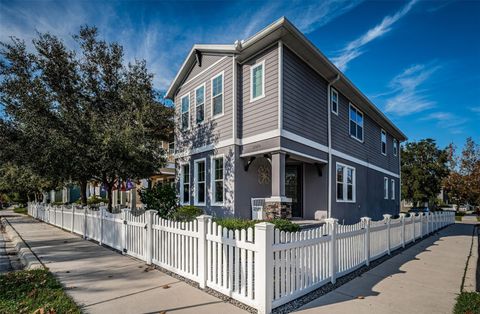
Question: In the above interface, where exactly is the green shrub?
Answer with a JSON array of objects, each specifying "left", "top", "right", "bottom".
[
  {"left": 214, "top": 218, "right": 300, "bottom": 232},
  {"left": 51, "top": 201, "right": 64, "bottom": 206},
  {"left": 456, "top": 212, "right": 466, "bottom": 217},
  {"left": 139, "top": 183, "right": 178, "bottom": 218},
  {"left": 453, "top": 292, "right": 480, "bottom": 314},
  {"left": 172, "top": 205, "right": 203, "bottom": 221},
  {"left": 74, "top": 196, "right": 107, "bottom": 206}
]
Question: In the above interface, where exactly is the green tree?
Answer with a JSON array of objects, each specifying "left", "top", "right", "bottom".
[{"left": 401, "top": 139, "right": 449, "bottom": 206}]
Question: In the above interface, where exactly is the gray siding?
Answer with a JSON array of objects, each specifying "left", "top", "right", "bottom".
[
  {"left": 281, "top": 138, "right": 328, "bottom": 162},
  {"left": 303, "top": 163, "right": 328, "bottom": 219},
  {"left": 331, "top": 155, "right": 400, "bottom": 224},
  {"left": 240, "top": 44, "right": 279, "bottom": 138},
  {"left": 186, "top": 54, "right": 226, "bottom": 82},
  {"left": 176, "top": 145, "right": 236, "bottom": 217},
  {"left": 283, "top": 46, "right": 328, "bottom": 146},
  {"left": 175, "top": 55, "right": 234, "bottom": 152},
  {"left": 331, "top": 89, "right": 400, "bottom": 173}
]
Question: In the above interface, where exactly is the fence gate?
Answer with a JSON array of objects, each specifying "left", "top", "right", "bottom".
[{"left": 123, "top": 210, "right": 147, "bottom": 261}]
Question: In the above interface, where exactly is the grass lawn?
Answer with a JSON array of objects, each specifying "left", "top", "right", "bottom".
[
  {"left": 454, "top": 291, "right": 480, "bottom": 314},
  {"left": 455, "top": 216, "right": 462, "bottom": 221},
  {"left": 13, "top": 207, "right": 28, "bottom": 215},
  {"left": 0, "top": 269, "right": 80, "bottom": 314}
]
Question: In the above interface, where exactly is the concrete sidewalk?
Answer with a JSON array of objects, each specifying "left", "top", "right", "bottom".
[
  {"left": 296, "top": 222, "right": 477, "bottom": 314},
  {"left": 2, "top": 211, "right": 247, "bottom": 314}
]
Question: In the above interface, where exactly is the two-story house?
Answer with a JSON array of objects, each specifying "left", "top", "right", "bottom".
[{"left": 166, "top": 17, "right": 407, "bottom": 223}]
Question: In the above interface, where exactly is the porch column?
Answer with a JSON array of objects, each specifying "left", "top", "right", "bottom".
[{"left": 265, "top": 151, "right": 292, "bottom": 220}]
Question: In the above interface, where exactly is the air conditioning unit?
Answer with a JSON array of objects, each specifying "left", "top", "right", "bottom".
[{"left": 251, "top": 198, "right": 265, "bottom": 220}]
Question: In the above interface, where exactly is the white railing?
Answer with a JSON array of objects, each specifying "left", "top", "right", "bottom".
[{"left": 27, "top": 203, "right": 454, "bottom": 314}]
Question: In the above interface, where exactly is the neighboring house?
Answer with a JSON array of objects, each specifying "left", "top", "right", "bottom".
[{"left": 166, "top": 17, "right": 407, "bottom": 223}]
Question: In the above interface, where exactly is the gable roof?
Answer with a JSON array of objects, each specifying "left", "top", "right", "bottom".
[{"left": 165, "top": 17, "right": 407, "bottom": 141}]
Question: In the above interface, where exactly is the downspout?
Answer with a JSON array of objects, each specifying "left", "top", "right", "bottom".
[{"left": 327, "top": 74, "right": 340, "bottom": 218}]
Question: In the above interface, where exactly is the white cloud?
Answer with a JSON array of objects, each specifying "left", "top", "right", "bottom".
[
  {"left": 332, "top": 0, "right": 417, "bottom": 71},
  {"left": 383, "top": 63, "right": 441, "bottom": 116},
  {"left": 421, "top": 111, "right": 468, "bottom": 134}
]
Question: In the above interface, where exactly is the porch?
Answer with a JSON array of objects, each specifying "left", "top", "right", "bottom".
[{"left": 240, "top": 150, "right": 328, "bottom": 220}]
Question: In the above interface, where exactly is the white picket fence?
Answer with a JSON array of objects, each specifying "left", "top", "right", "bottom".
[{"left": 28, "top": 203, "right": 454, "bottom": 314}]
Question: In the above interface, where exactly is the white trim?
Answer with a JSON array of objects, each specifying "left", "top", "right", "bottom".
[
  {"left": 194, "top": 158, "right": 206, "bottom": 206},
  {"left": 278, "top": 41, "right": 283, "bottom": 130},
  {"left": 240, "top": 147, "right": 282, "bottom": 158},
  {"left": 336, "top": 162, "right": 356, "bottom": 203},
  {"left": 179, "top": 161, "right": 190, "bottom": 205},
  {"left": 241, "top": 129, "right": 281, "bottom": 145},
  {"left": 250, "top": 60, "right": 266, "bottom": 102},
  {"left": 194, "top": 83, "right": 206, "bottom": 125},
  {"left": 331, "top": 88, "right": 339, "bottom": 115},
  {"left": 282, "top": 148, "right": 328, "bottom": 163},
  {"left": 211, "top": 154, "right": 225, "bottom": 206},
  {"left": 180, "top": 92, "right": 191, "bottom": 131},
  {"left": 281, "top": 130, "right": 330, "bottom": 153},
  {"left": 332, "top": 148, "right": 400, "bottom": 178},
  {"left": 211, "top": 71, "right": 225, "bottom": 119},
  {"left": 384, "top": 177, "right": 389, "bottom": 200},
  {"left": 183, "top": 56, "right": 228, "bottom": 87},
  {"left": 349, "top": 103, "right": 364, "bottom": 143},
  {"left": 391, "top": 178, "right": 395, "bottom": 200},
  {"left": 381, "top": 129, "right": 387, "bottom": 156}
]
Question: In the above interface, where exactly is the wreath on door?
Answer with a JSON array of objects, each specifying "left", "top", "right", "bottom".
[{"left": 258, "top": 165, "right": 271, "bottom": 185}]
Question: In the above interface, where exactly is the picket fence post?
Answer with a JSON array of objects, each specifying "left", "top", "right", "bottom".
[
  {"left": 71, "top": 205, "right": 75, "bottom": 233},
  {"left": 383, "top": 214, "right": 392, "bottom": 255},
  {"left": 426, "top": 212, "right": 430, "bottom": 235},
  {"left": 145, "top": 210, "right": 156, "bottom": 265},
  {"left": 412, "top": 214, "right": 416, "bottom": 242},
  {"left": 254, "top": 222, "right": 274, "bottom": 314},
  {"left": 99, "top": 208, "right": 104, "bottom": 246},
  {"left": 325, "top": 218, "right": 338, "bottom": 284},
  {"left": 121, "top": 209, "right": 127, "bottom": 255},
  {"left": 83, "top": 207, "right": 88, "bottom": 239},
  {"left": 61, "top": 205, "right": 64, "bottom": 229},
  {"left": 196, "top": 215, "right": 212, "bottom": 289},
  {"left": 399, "top": 213, "right": 406, "bottom": 248},
  {"left": 360, "top": 217, "right": 371, "bottom": 266}
]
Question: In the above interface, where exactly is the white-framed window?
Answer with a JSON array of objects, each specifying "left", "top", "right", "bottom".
[
  {"left": 180, "top": 93, "right": 190, "bottom": 131},
  {"left": 391, "top": 179, "right": 395, "bottom": 200},
  {"left": 194, "top": 158, "right": 206, "bottom": 205},
  {"left": 211, "top": 72, "right": 223, "bottom": 117},
  {"left": 393, "top": 139, "right": 398, "bottom": 156},
  {"left": 180, "top": 163, "right": 190, "bottom": 204},
  {"left": 381, "top": 129, "right": 387, "bottom": 155},
  {"left": 349, "top": 104, "right": 364, "bottom": 142},
  {"left": 195, "top": 84, "right": 205, "bottom": 124},
  {"left": 331, "top": 88, "right": 339, "bottom": 115},
  {"left": 250, "top": 60, "right": 265, "bottom": 101},
  {"left": 211, "top": 155, "right": 224, "bottom": 205},
  {"left": 383, "top": 177, "right": 389, "bottom": 200},
  {"left": 336, "top": 163, "right": 356, "bottom": 202}
]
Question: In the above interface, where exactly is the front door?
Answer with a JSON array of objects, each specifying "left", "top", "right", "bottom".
[{"left": 285, "top": 165, "right": 303, "bottom": 217}]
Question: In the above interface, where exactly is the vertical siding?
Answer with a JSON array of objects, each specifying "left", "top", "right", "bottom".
[
  {"left": 175, "top": 55, "right": 234, "bottom": 151},
  {"left": 240, "top": 44, "right": 279, "bottom": 138},
  {"left": 331, "top": 91, "right": 400, "bottom": 173},
  {"left": 282, "top": 46, "right": 328, "bottom": 146}
]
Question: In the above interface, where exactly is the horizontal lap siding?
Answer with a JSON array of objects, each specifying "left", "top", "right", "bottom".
[
  {"left": 175, "top": 55, "right": 233, "bottom": 149},
  {"left": 240, "top": 44, "right": 279, "bottom": 138},
  {"left": 331, "top": 89, "right": 399, "bottom": 174},
  {"left": 283, "top": 46, "right": 328, "bottom": 146}
]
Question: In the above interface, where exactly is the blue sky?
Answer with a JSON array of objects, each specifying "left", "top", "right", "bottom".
[{"left": 1, "top": 0, "right": 479, "bottom": 149}]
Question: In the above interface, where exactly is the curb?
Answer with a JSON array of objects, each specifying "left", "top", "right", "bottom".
[{"left": 0, "top": 217, "right": 44, "bottom": 270}]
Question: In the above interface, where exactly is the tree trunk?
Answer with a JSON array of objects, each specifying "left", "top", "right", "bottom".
[
  {"left": 107, "top": 183, "right": 113, "bottom": 213},
  {"left": 79, "top": 179, "right": 88, "bottom": 206}
]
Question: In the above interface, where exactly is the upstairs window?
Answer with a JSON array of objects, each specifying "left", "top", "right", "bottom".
[
  {"left": 195, "top": 85, "right": 205, "bottom": 124},
  {"left": 391, "top": 179, "right": 395, "bottom": 200},
  {"left": 194, "top": 159, "right": 206, "bottom": 205},
  {"left": 211, "top": 73, "right": 223, "bottom": 117},
  {"left": 250, "top": 61, "right": 265, "bottom": 101},
  {"left": 393, "top": 139, "right": 398, "bottom": 156},
  {"left": 181, "top": 164, "right": 190, "bottom": 204},
  {"left": 181, "top": 94, "right": 190, "bottom": 130},
  {"left": 336, "top": 163, "right": 355, "bottom": 202},
  {"left": 331, "top": 88, "right": 339, "bottom": 114},
  {"left": 384, "top": 177, "right": 389, "bottom": 200},
  {"left": 381, "top": 130, "right": 387, "bottom": 155},
  {"left": 212, "top": 156, "right": 224, "bottom": 205},
  {"left": 349, "top": 104, "right": 364, "bottom": 142}
]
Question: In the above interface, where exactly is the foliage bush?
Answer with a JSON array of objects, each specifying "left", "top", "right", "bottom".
[
  {"left": 453, "top": 292, "right": 480, "bottom": 314},
  {"left": 171, "top": 205, "right": 203, "bottom": 221},
  {"left": 139, "top": 183, "right": 177, "bottom": 218},
  {"left": 214, "top": 217, "right": 300, "bottom": 232},
  {"left": 51, "top": 201, "right": 64, "bottom": 206},
  {"left": 74, "top": 196, "right": 108, "bottom": 206}
]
